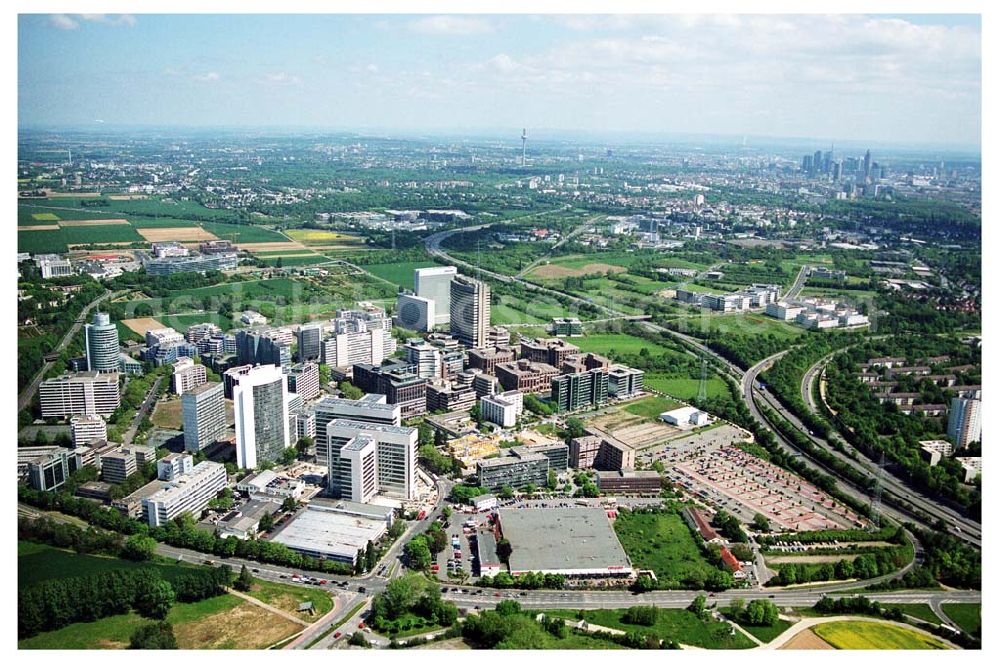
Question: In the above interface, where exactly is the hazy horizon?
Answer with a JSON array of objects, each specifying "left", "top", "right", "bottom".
[{"left": 19, "top": 14, "right": 982, "bottom": 148}]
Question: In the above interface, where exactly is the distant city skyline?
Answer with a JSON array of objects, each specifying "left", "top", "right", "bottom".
[{"left": 19, "top": 14, "right": 981, "bottom": 147}]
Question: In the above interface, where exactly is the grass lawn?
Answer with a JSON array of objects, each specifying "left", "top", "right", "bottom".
[
  {"left": 363, "top": 260, "right": 440, "bottom": 288},
  {"left": 547, "top": 608, "right": 754, "bottom": 649},
  {"left": 261, "top": 255, "right": 332, "bottom": 266},
  {"left": 611, "top": 510, "right": 719, "bottom": 587},
  {"left": 667, "top": 312, "right": 803, "bottom": 341},
  {"left": 812, "top": 620, "right": 948, "bottom": 650},
  {"left": 879, "top": 603, "right": 941, "bottom": 625},
  {"left": 718, "top": 609, "right": 793, "bottom": 643},
  {"left": 572, "top": 332, "right": 678, "bottom": 358},
  {"left": 245, "top": 579, "right": 334, "bottom": 622},
  {"left": 941, "top": 603, "right": 980, "bottom": 635},
  {"left": 199, "top": 222, "right": 288, "bottom": 244},
  {"left": 623, "top": 395, "right": 682, "bottom": 419},
  {"left": 644, "top": 374, "right": 730, "bottom": 401}
]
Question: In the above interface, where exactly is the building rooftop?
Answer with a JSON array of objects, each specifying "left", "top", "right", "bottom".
[
  {"left": 271, "top": 506, "right": 387, "bottom": 559},
  {"left": 498, "top": 508, "right": 632, "bottom": 574}
]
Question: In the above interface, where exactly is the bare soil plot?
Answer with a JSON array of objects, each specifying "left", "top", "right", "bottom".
[
  {"left": 779, "top": 628, "right": 833, "bottom": 650},
  {"left": 532, "top": 262, "right": 627, "bottom": 279},
  {"left": 151, "top": 398, "right": 183, "bottom": 429},
  {"left": 122, "top": 317, "right": 167, "bottom": 335},
  {"left": 173, "top": 599, "right": 300, "bottom": 649},
  {"left": 237, "top": 241, "right": 308, "bottom": 252},
  {"left": 59, "top": 218, "right": 131, "bottom": 227},
  {"left": 67, "top": 242, "right": 137, "bottom": 248},
  {"left": 17, "top": 225, "right": 59, "bottom": 231},
  {"left": 137, "top": 227, "right": 219, "bottom": 242},
  {"left": 108, "top": 194, "right": 148, "bottom": 200},
  {"left": 766, "top": 554, "right": 859, "bottom": 565}
]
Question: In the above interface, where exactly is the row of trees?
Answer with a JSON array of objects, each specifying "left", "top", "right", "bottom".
[
  {"left": 17, "top": 485, "right": 354, "bottom": 575},
  {"left": 369, "top": 573, "right": 458, "bottom": 634}
]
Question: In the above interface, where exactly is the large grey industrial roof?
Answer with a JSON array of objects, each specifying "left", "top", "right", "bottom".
[{"left": 498, "top": 508, "right": 632, "bottom": 574}]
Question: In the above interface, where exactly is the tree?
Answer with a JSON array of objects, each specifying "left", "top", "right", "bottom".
[
  {"left": 687, "top": 594, "right": 707, "bottom": 619},
  {"left": 258, "top": 512, "right": 275, "bottom": 533},
  {"left": 281, "top": 497, "right": 298, "bottom": 512},
  {"left": 495, "top": 599, "right": 522, "bottom": 616},
  {"left": 339, "top": 381, "right": 363, "bottom": 400},
  {"left": 122, "top": 534, "right": 158, "bottom": 561},
  {"left": 564, "top": 417, "right": 586, "bottom": 441},
  {"left": 135, "top": 579, "right": 175, "bottom": 620},
  {"left": 234, "top": 564, "right": 254, "bottom": 592},
  {"left": 281, "top": 446, "right": 298, "bottom": 465},
  {"left": 752, "top": 513, "right": 770, "bottom": 532},
  {"left": 499, "top": 485, "right": 515, "bottom": 500},
  {"left": 129, "top": 622, "right": 177, "bottom": 649},
  {"left": 470, "top": 402, "right": 482, "bottom": 424},
  {"left": 348, "top": 631, "right": 369, "bottom": 647},
  {"left": 496, "top": 538, "right": 513, "bottom": 564},
  {"left": 365, "top": 541, "right": 377, "bottom": 571},
  {"left": 405, "top": 537, "right": 432, "bottom": 570},
  {"left": 546, "top": 470, "right": 558, "bottom": 491},
  {"left": 296, "top": 436, "right": 313, "bottom": 455},
  {"left": 743, "top": 599, "right": 779, "bottom": 626}
]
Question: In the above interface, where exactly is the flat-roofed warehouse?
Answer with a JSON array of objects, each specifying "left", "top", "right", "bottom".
[
  {"left": 270, "top": 504, "right": 388, "bottom": 566},
  {"left": 496, "top": 508, "right": 633, "bottom": 578}
]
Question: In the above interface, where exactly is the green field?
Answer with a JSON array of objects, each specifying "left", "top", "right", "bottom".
[
  {"left": 157, "top": 312, "right": 235, "bottom": 333},
  {"left": 18, "top": 224, "right": 144, "bottom": 254},
  {"left": 879, "top": 603, "right": 941, "bottom": 625},
  {"left": 623, "top": 395, "right": 682, "bottom": 419},
  {"left": 737, "top": 619, "right": 793, "bottom": 644},
  {"left": 547, "top": 608, "right": 754, "bottom": 649},
  {"left": 261, "top": 255, "right": 331, "bottom": 267},
  {"left": 667, "top": 312, "right": 804, "bottom": 341},
  {"left": 491, "top": 294, "right": 581, "bottom": 326},
  {"left": 126, "top": 216, "right": 201, "bottom": 228},
  {"left": 612, "top": 510, "right": 719, "bottom": 587},
  {"left": 812, "top": 620, "right": 948, "bottom": 650},
  {"left": 18, "top": 541, "right": 198, "bottom": 587},
  {"left": 941, "top": 603, "right": 980, "bottom": 635},
  {"left": 644, "top": 374, "right": 730, "bottom": 401},
  {"left": 30, "top": 212, "right": 60, "bottom": 221},
  {"left": 361, "top": 260, "right": 441, "bottom": 287}
]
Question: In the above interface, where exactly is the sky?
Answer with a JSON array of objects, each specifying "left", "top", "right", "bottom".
[{"left": 18, "top": 13, "right": 982, "bottom": 147}]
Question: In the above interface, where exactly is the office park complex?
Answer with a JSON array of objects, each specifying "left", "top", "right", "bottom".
[{"left": 13, "top": 9, "right": 985, "bottom": 655}]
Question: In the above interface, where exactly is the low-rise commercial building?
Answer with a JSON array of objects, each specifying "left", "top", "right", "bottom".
[
  {"left": 477, "top": 453, "right": 549, "bottom": 492},
  {"left": 595, "top": 470, "right": 662, "bottom": 494},
  {"left": 142, "top": 460, "right": 227, "bottom": 527},
  {"left": 480, "top": 390, "right": 524, "bottom": 427},
  {"left": 495, "top": 359, "right": 559, "bottom": 395}
]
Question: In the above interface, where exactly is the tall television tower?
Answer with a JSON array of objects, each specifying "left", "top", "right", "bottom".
[{"left": 520, "top": 128, "right": 527, "bottom": 167}]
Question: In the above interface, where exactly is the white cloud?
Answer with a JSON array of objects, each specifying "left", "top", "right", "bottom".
[
  {"left": 365, "top": 64, "right": 379, "bottom": 74},
  {"left": 193, "top": 72, "right": 220, "bottom": 83},
  {"left": 49, "top": 15, "right": 78, "bottom": 30},
  {"left": 262, "top": 72, "right": 301, "bottom": 85},
  {"left": 79, "top": 14, "right": 137, "bottom": 27},
  {"left": 409, "top": 15, "right": 493, "bottom": 35}
]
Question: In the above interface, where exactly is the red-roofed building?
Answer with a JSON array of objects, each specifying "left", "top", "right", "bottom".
[
  {"left": 683, "top": 507, "right": 723, "bottom": 544},
  {"left": 720, "top": 546, "right": 741, "bottom": 574}
]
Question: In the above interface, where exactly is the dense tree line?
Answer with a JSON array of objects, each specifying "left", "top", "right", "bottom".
[
  {"left": 767, "top": 546, "right": 909, "bottom": 587},
  {"left": 369, "top": 573, "right": 458, "bottom": 634},
  {"left": 475, "top": 571, "right": 567, "bottom": 590},
  {"left": 17, "top": 485, "right": 354, "bottom": 575}
]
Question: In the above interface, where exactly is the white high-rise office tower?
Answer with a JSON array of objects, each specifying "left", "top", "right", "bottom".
[
  {"left": 947, "top": 396, "right": 982, "bottom": 449},
  {"left": 415, "top": 266, "right": 457, "bottom": 326},
  {"left": 182, "top": 381, "right": 227, "bottom": 453},
  {"left": 233, "top": 365, "right": 290, "bottom": 469},
  {"left": 85, "top": 312, "right": 120, "bottom": 373}
]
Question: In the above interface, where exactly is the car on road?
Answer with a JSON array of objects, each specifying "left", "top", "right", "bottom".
[
  {"left": 252, "top": 568, "right": 260, "bottom": 573},
  {"left": 494, "top": 592, "right": 501, "bottom": 597},
  {"left": 333, "top": 632, "right": 341, "bottom": 639},
  {"left": 358, "top": 586, "right": 367, "bottom": 593}
]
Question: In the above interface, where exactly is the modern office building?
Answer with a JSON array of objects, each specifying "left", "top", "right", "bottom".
[
  {"left": 337, "top": 435, "right": 379, "bottom": 503},
  {"left": 288, "top": 362, "right": 320, "bottom": 401},
  {"left": 467, "top": 346, "right": 516, "bottom": 375},
  {"left": 84, "top": 312, "right": 120, "bottom": 373},
  {"left": 596, "top": 470, "right": 662, "bottom": 494},
  {"left": 20, "top": 446, "right": 73, "bottom": 491},
  {"left": 403, "top": 338, "right": 443, "bottom": 379},
  {"left": 608, "top": 365, "right": 644, "bottom": 398},
  {"left": 353, "top": 361, "right": 428, "bottom": 418},
  {"left": 233, "top": 365, "right": 290, "bottom": 469},
  {"left": 414, "top": 266, "right": 457, "bottom": 326},
  {"left": 39, "top": 372, "right": 121, "bottom": 418},
  {"left": 39, "top": 257, "right": 74, "bottom": 279},
  {"left": 551, "top": 317, "right": 584, "bottom": 337},
  {"left": 172, "top": 357, "right": 207, "bottom": 395},
  {"left": 142, "top": 251, "right": 238, "bottom": 276},
  {"left": 520, "top": 338, "right": 580, "bottom": 367},
  {"left": 157, "top": 452, "right": 194, "bottom": 481},
  {"left": 569, "top": 434, "right": 635, "bottom": 471},
  {"left": 426, "top": 377, "right": 477, "bottom": 413},
  {"left": 948, "top": 396, "right": 982, "bottom": 448},
  {"left": 450, "top": 274, "right": 490, "bottom": 348},
  {"left": 142, "top": 459, "right": 227, "bottom": 527},
  {"left": 70, "top": 414, "right": 108, "bottom": 448},
  {"left": 480, "top": 390, "right": 524, "bottom": 427},
  {"left": 296, "top": 323, "right": 323, "bottom": 362},
  {"left": 320, "top": 312, "right": 396, "bottom": 368},
  {"left": 182, "top": 381, "right": 228, "bottom": 453},
  {"left": 236, "top": 329, "right": 292, "bottom": 371},
  {"left": 552, "top": 367, "right": 609, "bottom": 412},
  {"left": 100, "top": 450, "right": 137, "bottom": 484},
  {"left": 325, "top": 419, "right": 418, "bottom": 500},
  {"left": 477, "top": 453, "right": 548, "bottom": 492},
  {"left": 495, "top": 359, "right": 560, "bottom": 395},
  {"left": 509, "top": 441, "right": 568, "bottom": 472},
  {"left": 395, "top": 293, "right": 436, "bottom": 332}
]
